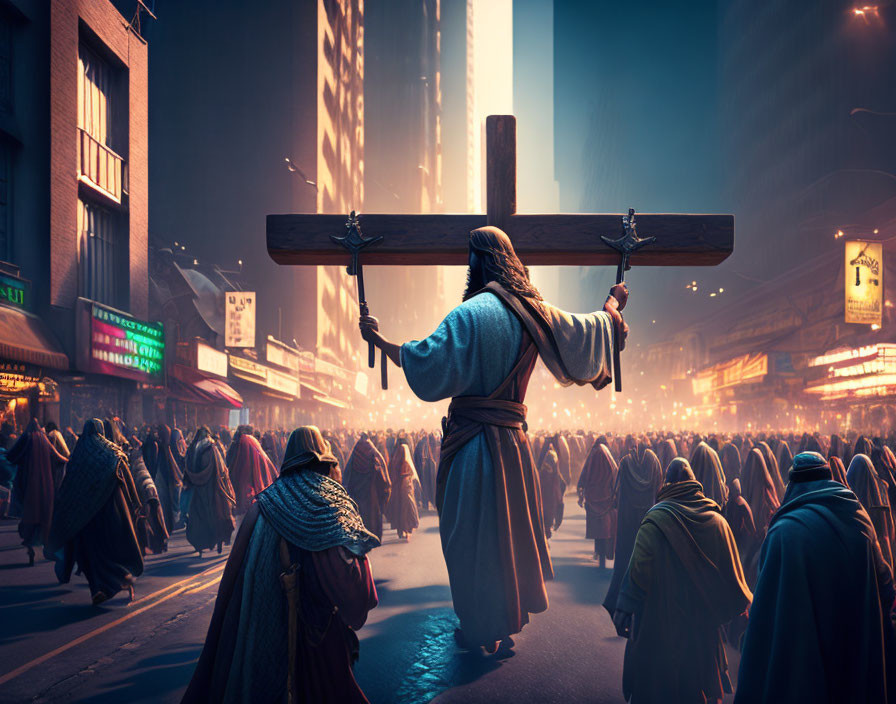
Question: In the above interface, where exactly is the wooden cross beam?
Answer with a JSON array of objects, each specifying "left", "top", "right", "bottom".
[{"left": 267, "top": 115, "right": 733, "bottom": 267}]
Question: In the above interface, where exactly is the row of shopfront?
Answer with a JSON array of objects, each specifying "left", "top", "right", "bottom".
[
  {"left": 689, "top": 342, "right": 896, "bottom": 432},
  {"left": 0, "top": 269, "right": 362, "bottom": 433}
]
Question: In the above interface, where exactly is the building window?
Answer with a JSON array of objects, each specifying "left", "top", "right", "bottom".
[
  {"left": 78, "top": 43, "right": 111, "bottom": 146},
  {"left": 78, "top": 198, "right": 120, "bottom": 307},
  {"left": 77, "top": 43, "right": 123, "bottom": 202}
]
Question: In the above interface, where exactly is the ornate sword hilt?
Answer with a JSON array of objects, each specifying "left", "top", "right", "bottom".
[
  {"left": 600, "top": 208, "right": 655, "bottom": 393},
  {"left": 601, "top": 208, "right": 656, "bottom": 284},
  {"left": 330, "top": 211, "right": 388, "bottom": 389}
]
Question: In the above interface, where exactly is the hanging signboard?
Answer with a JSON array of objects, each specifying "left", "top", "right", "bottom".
[
  {"left": 76, "top": 299, "right": 165, "bottom": 383},
  {"left": 266, "top": 336, "right": 301, "bottom": 373},
  {"left": 0, "top": 272, "right": 31, "bottom": 311},
  {"left": 845, "top": 241, "right": 883, "bottom": 326},
  {"left": 0, "top": 360, "right": 42, "bottom": 396},
  {"left": 195, "top": 341, "right": 228, "bottom": 378},
  {"left": 225, "top": 291, "right": 256, "bottom": 348}
]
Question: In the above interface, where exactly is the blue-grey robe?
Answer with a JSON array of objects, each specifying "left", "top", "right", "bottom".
[{"left": 401, "top": 288, "right": 613, "bottom": 644}]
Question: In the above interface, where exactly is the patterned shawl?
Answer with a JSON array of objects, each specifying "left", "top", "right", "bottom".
[{"left": 47, "top": 419, "right": 128, "bottom": 552}]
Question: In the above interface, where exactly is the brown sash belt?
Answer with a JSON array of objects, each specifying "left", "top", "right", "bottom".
[{"left": 436, "top": 397, "right": 528, "bottom": 512}]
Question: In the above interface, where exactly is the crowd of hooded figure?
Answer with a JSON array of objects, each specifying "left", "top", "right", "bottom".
[
  {"left": 541, "top": 429, "right": 896, "bottom": 704},
  {"left": 4, "top": 418, "right": 896, "bottom": 703}
]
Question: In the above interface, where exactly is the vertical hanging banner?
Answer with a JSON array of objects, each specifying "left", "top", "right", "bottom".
[
  {"left": 225, "top": 291, "right": 256, "bottom": 348},
  {"left": 845, "top": 241, "right": 883, "bottom": 326}
]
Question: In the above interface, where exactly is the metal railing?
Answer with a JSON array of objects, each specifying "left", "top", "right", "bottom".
[{"left": 78, "top": 128, "right": 125, "bottom": 203}]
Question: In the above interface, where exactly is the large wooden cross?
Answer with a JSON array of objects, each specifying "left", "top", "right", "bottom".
[{"left": 267, "top": 115, "right": 733, "bottom": 267}]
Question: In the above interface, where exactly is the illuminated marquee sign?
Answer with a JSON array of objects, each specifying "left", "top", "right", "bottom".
[
  {"left": 806, "top": 344, "right": 896, "bottom": 400},
  {"left": 0, "top": 360, "right": 41, "bottom": 396},
  {"left": 845, "top": 241, "right": 883, "bottom": 326},
  {"left": 77, "top": 299, "right": 165, "bottom": 383}
]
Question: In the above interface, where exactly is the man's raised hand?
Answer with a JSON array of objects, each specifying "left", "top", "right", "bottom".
[
  {"left": 359, "top": 315, "right": 380, "bottom": 344},
  {"left": 603, "top": 285, "right": 630, "bottom": 351}
]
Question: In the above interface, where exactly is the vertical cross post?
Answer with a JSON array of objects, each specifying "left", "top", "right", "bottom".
[{"left": 486, "top": 115, "right": 517, "bottom": 230}]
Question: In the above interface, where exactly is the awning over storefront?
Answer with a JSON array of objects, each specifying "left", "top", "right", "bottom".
[
  {"left": 0, "top": 305, "right": 69, "bottom": 370},
  {"left": 170, "top": 364, "right": 243, "bottom": 408},
  {"left": 311, "top": 392, "right": 348, "bottom": 409}
]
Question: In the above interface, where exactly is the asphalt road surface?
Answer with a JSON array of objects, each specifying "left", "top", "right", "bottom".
[{"left": 0, "top": 497, "right": 740, "bottom": 703}]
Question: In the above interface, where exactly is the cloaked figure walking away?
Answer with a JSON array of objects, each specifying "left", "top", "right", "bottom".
[
  {"left": 361, "top": 226, "right": 626, "bottom": 653},
  {"left": 183, "top": 427, "right": 236, "bottom": 557},
  {"left": 182, "top": 426, "right": 379, "bottom": 704},
  {"left": 46, "top": 419, "right": 143, "bottom": 605},
  {"left": 538, "top": 444, "right": 566, "bottom": 539},
  {"left": 226, "top": 425, "right": 279, "bottom": 514},
  {"left": 613, "top": 458, "right": 751, "bottom": 704},
  {"left": 577, "top": 439, "right": 618, "bottom": 565},
  {"left": 736, "top": 452, "right": 896, "bottom": 704},
  {"left": 9, "top": 418, "right": 69, "bottom": 565},
  {"left": 386, "top": 436, "right": 420, "bottom": 540},
  {"left": 603, "top": 444, "right": 663, "bottom": 617},
  {"left": 343, "top": 432, "right": 391, "bottom": 542}
]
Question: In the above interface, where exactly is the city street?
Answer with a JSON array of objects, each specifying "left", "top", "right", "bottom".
[{"left": 0, "top": 497, "right": 739, "bottom": 704}]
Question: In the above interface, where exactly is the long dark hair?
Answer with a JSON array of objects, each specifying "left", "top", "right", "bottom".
[{"left": 463, "top": 226, "right": 543, "bottom": 303}]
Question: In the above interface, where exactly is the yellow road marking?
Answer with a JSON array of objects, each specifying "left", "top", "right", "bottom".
[
  {"left": 0, "top": 560, "right": 228, "bottom": 686},
  {"left": 181, "top": 575, "right": 223, "bottom": 596},
  {"left": 128, "top": 559, "right": 226, "bottom": 608}
]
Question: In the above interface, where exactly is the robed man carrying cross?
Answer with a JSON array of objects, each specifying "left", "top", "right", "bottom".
[{"left": 267, "top": 115, "right": 733, "bottom": 653}]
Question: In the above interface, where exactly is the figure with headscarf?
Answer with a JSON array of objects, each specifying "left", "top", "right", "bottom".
[
  {"left": 755, "top": 441, "right": 784, "bottom": 500},
  {"left": 720, "top": 443, "right": 742, "bottom": 486},
  {"left": 735, "top": 453, "right": 896, "bottom": 704},
  {"left": 386, "top": 436, "right": 420, "bottom": 540},
  {"left": 46, "top": 419, "right": 143, "bottom": 604},
  {"left": 9, "top": 418, "right": 68, "bottom": 565},
  {"left": 656, "top": 438, "right": 678, "bottom": 472},
  {"left": 413, "top": 432, "right": 438, "bottom": 511},
  {"left": 154, "top": 425, "right": 184, "bottom": 531},
  {"left": 181, "top": 426, "right": 379, "bottom": 704},
  {"left": 102, "top": 418, "right": 166, "bottom": 557},
  {"left": 847, "top": 453, "right": 895, "bottom": 575},
  {"left": 126, "top": 432, "right": 169, "bottom": 555},
  {"left": 538, "top": 445, "right": 566, "bottom": 539},
  {"left": 603, "top": 444, "right": 662, "bottom": 617},
  {"left": 689, "top": 441, "right": 728, "bottom": 508},
  {"left": 184, "top": 427, "right": 236, "bottom": 557},
  {"left": 45, "top": 421, "right": 70, "bottom": 487},
  {"left": 577, "top": 440, "right": 617, "bottom": 566},
  {"left": 722, "top": 478, "right": 756, "bottom": 562},
  {"left": 613, "top": 458, "right": 750, "bottom": 704},
  {"left": 343, "top": 433, "right": 391, "bottom": 541},
  {"left": 740, "top": 448, "right": 780, "bottom": 536},
  {"left": 226, "top": 426, "right": 278, "bottom": 514}
]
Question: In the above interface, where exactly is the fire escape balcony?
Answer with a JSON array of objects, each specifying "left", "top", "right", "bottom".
[{"left": 78, "top": 128, "right": 127, "bottom": 204}]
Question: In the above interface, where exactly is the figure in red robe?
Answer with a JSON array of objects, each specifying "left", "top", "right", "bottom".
[
  {"left": 226, "top": 426, "right": 278, "bottom": 514},
  {"left": 578, "top": 440, "right": 618, "bottom": 566}
]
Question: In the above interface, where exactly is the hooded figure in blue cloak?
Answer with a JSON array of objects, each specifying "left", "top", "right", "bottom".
[
  {"left": 182, "top": 426, "right": 379, "bottom": 704},
  {"left": 735, "top": 452, "right": 896, "bottom": 704},
  {"left": 360, "top": 226, "right": 626, "bottom": 653}
]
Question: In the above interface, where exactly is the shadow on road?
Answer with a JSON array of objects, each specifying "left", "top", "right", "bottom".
[
  {"left": 86, "top": 645, "right": 201, "bottom": 703},
  {"left": 376, "top": 581, "right": 452, "bottom": 607},
  {"left": 358, "top": 607, "right": 506, "bottom": 704},
  {"left": 550, "top": 555, "right": 613, "bottom": 607}
]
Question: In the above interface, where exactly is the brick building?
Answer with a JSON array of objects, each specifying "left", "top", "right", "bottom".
[{"left": 0, "top": 0, "right": 154, "bottom": 430}]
